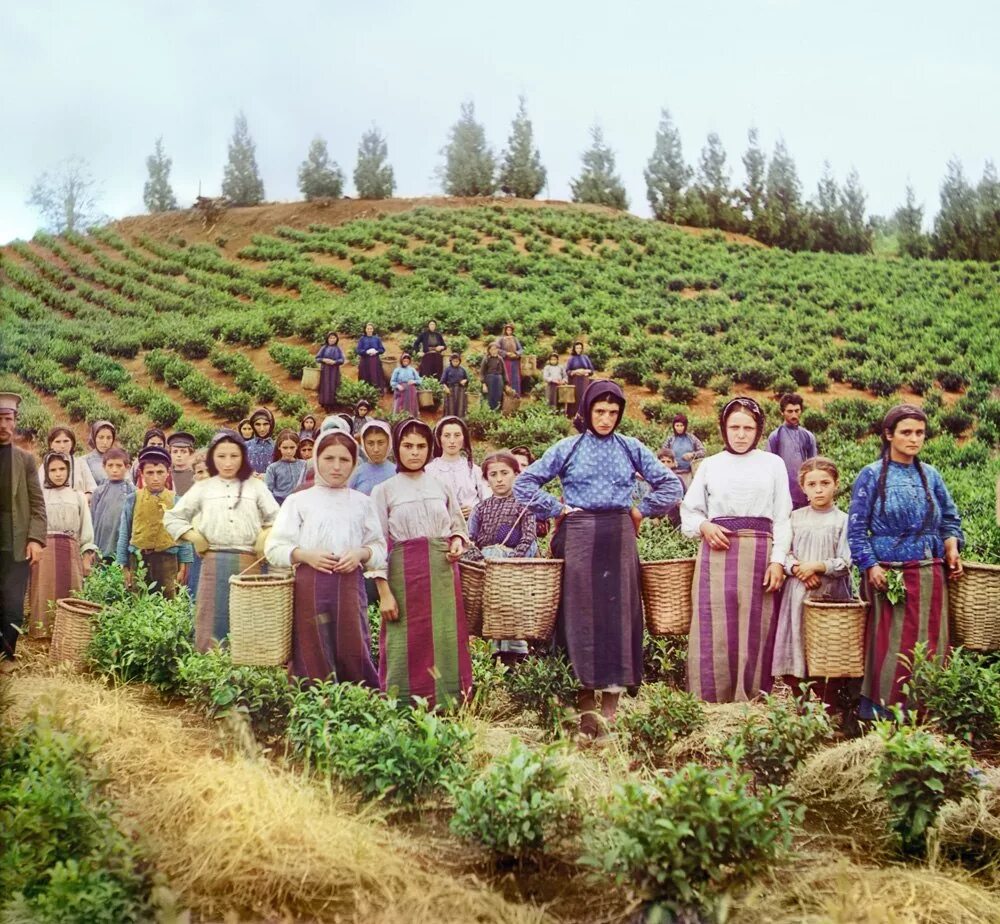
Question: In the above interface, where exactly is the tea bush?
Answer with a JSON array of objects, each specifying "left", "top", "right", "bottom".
[
  {"left": 583, "top": 763, "right": 798, "bottom": 910},
  {"left": 450, "top": 739, "right": 578, "bottom": 861},
  {"left": 620, "top": 684, "right": 705, "bottom": 765},
  {"left": 504, "top": 653, "right": 580, "bottom": 739},
  {"left": 642, "top": 636, "right": 688, "bottom": 688}
]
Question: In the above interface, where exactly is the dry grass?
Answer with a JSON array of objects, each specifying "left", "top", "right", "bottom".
[
  {"left": 7, "top": 674, "right": 552, "bottom": 924},
  {"left": 932, "top": 768, "right": 1000, "bottom": 879},
  {"left": 664, "top": 701, "right": 761, "bottom": 765}
]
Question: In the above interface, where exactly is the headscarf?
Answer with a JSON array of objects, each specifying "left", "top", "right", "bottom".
[
  {"left": 354, "top": 399, "right": 372, "bottom": 416},
  {"left": 87, "top": 419, "right": 116, "bottom": 450},
  {"left": 312, "top": 429, "right": 358, "bottom": 488},
  {"left": 300, "top": 414, "right": 317, "bottom": 434},
  {"left": 719, "top": 397, "right": 765, "bottom": 454},
  {"left": 206, "top": 429, "right": 253, "bottom": 482},
  {"left": 324, "top": 331, "right": 339, "bottom": 345},
  {"left": 432, "top": 415, "right": 474, "bottom": 469},
  {"left": 46, "top": 425, "right": 77, "bottom": 453},
  {"left": 319, "top": 415, "right": 351, "bottom": 435},
  {"left": 42, "top": 451, "right": 73, "bottom": 489},
  {"left": 142, "top": 427, "right": 167, "bottom": 447},
  {"left": 392, "top": 418, "right": 433, "bottom": 473},
  {"left": 238, "top": 417, "right": 253, "bottom": 435},
  {"left": 573, "top": 379, "right": 625, "bottom": 436},
  {"left": 672, "top": 414, "right": 688, "bottom": 432},
  {"left": 399, "top": 353, "right": 412, "bottom": 365},
  {"left": 249, "top": 407, "right": 275, "bottom": 439},
  {"left": 480, "top": 451, "right": 521, "bottom": 479},
  {"left": 881, "top": 404, "right": 928, "bottom": 444},
  {"left": 360, "top": 419, "right": 392, "bottom": 441}
]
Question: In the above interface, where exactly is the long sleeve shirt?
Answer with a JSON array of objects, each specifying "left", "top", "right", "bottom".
[
  {"left": 847, "top": 459, "right": 964, "bottom": 571},
  {"left": 766, "top": 424, "right": 818, "bottom": 508},
  {"left": 513, "top": 432, "right": 683, "bottom": 522},
  {"left": 425, "top": 457, "right": 491, "bottom": 511},
  {"left": 316, "top": 344, "right": 345, "bottom": 366},
  {"left": 389, "top": 366, "right": 421, "bottom": 390},
  {"left": 348, "top": 460, "right": 398, "bottom": 496},
  {"left": 42, "top": 486, "right": 98, "bottom": 554},
  {"left": 565, "top": 354, "right": 595, "bottom": 377},
  {"left": 84, "top": 450, "right": 107, "bottom": 486},
  {"left": 413, "top": 330, "right": 447, "bottom": 355},
  {"left": 542, "top": 363, "right": 566, "bottom": 384},
  {"left": 246, "top": 438, "right": 275, "bottom": 475},
  {"left": 91, "top": 479, "right": 135, "bottom": 559},
  {"left": 680, "top": 449, "right": 793, "bottom": 564},
  {"left": 264, "top": 459, "right": 307, "bottom": 501},
  {"left": 784, "top": 505, "right": 852, "bottom": 585},
  {"left": 356, "top": 335, "right": 385, "bottom": 356},
  {"left": 659, "top": 433, "right": 707, "bottom": 474},
  {"left": 115, "top": 491, "right": 194, "bottom": 565},
  {"left": 479, "top": 356, "right": 508, "bottom": 383},
  {"left": 440, "top": 365, "right": 469, "bottom": 386},
  {"left": 468, "top": 494, "right": 537, "bottom": 557},
  {"left": 39, "top": 456, "right": 97, "bottom": 497},
  {"left": 265, "top": 485, "right": 387, "bottom": 571},
  {"left": 163, "top": 476, "right": 279, "bottom": 552}
]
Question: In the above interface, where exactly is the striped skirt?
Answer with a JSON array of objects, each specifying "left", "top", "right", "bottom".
[
  {"left": 195, "top": 550, "right": 261, "bottom": 652},
  {"left": 687, "top": 517, "right": 778, "bottom": 703},
  {"left": 861, "top": 559, "right": 948, "bottom": 709},
  {"left": 393, "top": 382, "right": 419, "bottom": 417},
  {"left": 503, "top": 358, "right": 522, "bottom": 395},
  {"left": 29, "top": 534, "right": 84, "bottom": 638},
  {"left": 550, "top": 509, "right": 643, "bottom": 690},
  {"left": 442, "top": 384, "right": 467, "bottom": 419},
  {"left": 292, "top": 565, "right": 378, "bottom": 686},
  {"left": 379, "top": 537, "right": 472, "bottom": 708}
]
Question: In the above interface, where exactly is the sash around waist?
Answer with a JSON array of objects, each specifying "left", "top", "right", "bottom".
[{"left": 712, "top": 516, "right": 773, "bottom": 534}]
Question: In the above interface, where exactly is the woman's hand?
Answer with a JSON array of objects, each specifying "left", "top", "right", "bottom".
[
  {"left": 82, "top": 550, "right": 96, "bottom": 576},
  {"left": 682, "top": 452, "right": 694, "bottom": 461},
  {"left": 945, "top": 539, "right": 964, "bottom": 581},
  {"left": 700, "top": 521, "right": 731, "bottom": 551},
  {"left": 177, "top": 564, "right": 189, "bottom": 585},
  {"left": 793, "top": 561, "right": 825, "bottom": 581},
  {"left": 629, "top": 507, "right": 643, "bottom": 536},
  {"left": 379, "top": 587, "right": 399, "bottom": 622},
  {"left": 460, "top": 504, "right": 473, "bottom": 519},
  {"left": 763, "top": 562, "right": 784, "bottom": 593},
  {"left": 482, "top": 384, "right": 488, "bottom": 394},
  {"left": 332, "top": 547, "right": 368, "bottom": 573},
  {"left": 446, "top": 536, "right": 465, "bottom": 562},
  {"left": 295, "top": 548, "right": 340, "bottom": 573},
  {"left": 867, "top": 564, "right": 888, "bottom": 591}
]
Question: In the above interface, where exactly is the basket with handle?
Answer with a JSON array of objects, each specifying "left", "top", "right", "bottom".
[
  {"left": 520, "top": 354, "right": 537, "bottom": 375},
  {"left": 480, "top": 558, "right": 563, "bottom": 641},
  {"left": 301, "top": 365, "right": 320, "bottom": 390},
  {"left": 228, "top": 559, "right": 294, "bottom": 666},
  {"left": 380, "top": 355, "right": 398, "bottom": 381},
  {"left": 458, "top": 559, "right": 486, "bottom": 636},
  {"left": 949, "top": 561, "right": 1000, "bottom": 651},
  {"left": 640, "top": 558, "right": 696, "bottom": 635},
  {"left": 803, "top": 597, "right": 868, "bottom": 677},
  {"left": 417, "top": 389, "right": 436, "bottom": 409},
  {"left": 557, "top": 384, "right": 576, "bottom": 404},
  {"left": 501, "top": 394, "right": 521, "bottom": 416},
  {"left": 49, "top": 598, "right": 103, "bottom": 668}
]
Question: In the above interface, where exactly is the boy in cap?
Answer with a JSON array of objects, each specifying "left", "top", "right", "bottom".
[
  {"left": 116, "top": 445, "right": 192, "bottom": 598},
  {"left": 0, "top": 393, "right": 47, "bottom": 673},
  {"left": 167, "top": 431, "right": 197, "bottom": 497}
]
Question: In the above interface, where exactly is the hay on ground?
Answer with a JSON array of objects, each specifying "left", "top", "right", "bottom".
[
  {"left": 932, "top": 767, "right": 1000, "bottom": 880},
  {"left": 664, "top": 701, "right": 762, "bottom": 765}
]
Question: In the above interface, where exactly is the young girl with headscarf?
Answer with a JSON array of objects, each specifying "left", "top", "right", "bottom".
[{"left": 83, "top": 419, "right": 118, "bottom": 486}]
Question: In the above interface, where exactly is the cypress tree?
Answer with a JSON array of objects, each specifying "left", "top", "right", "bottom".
[
  {"left": 841, "top": 168, "right": 872, "bottom": 254},
  {"left": 221, "top": 111, "right": 265, "bottom": 206},
  {"left": 895, "top": 184, "right": 929, "bottom": 258},
  {"left": 694, "top": 132, "right": 740, "bottom": 231},
  {"left": 353, "top": 126, "right": 395, "bottom": 199},
  {"left": 741, "top": 127, "right": 768, "bottom": 240},
  {"left": 811, "top": 162, "right": 845, "bottom": 252},
  {"left": 644, "top": 108, "right": 690, "bottom": 222},
  {"left": 761, "top": 138, "right": 808, "bottom": 250},
  {"left": 498, "top": 95, "right": 546, "bottom": 198},
  {"left": 932, "top": 158, "right": 979, "bottom": 260},
  {"left": 976, "top": 160, "right": 1000, "bottom": 261},
  {"left": 298, "top": 137, "right": 344, "bottom": 200},
  {"left": 440, "top": 101, "right": 496, "bottom": 197},
  {"left": 570, "top": 125, "right": 628, "bottom": 211},
  {"left": 143, "top": 137, "right": 178, "bottom": 212}
]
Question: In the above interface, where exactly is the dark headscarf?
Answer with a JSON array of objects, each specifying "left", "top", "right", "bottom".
[
  {"left": 354, "top": 399, "right": 372, "bottom": 415},
  {"left": 324, "top": 331, "right": 339, "bottom": 345},
  {"left": 719, "top": 397, "right": 765, "bottom": 454},
  {"left": 142, "top": 427, "right": 167, "bottom": 447},
  {"left": 392, "top": 418, "right": 434, "bottom": 473},
  {"left": 672, "top": 413, "right": 689, "bottom": 432},
  {"left": 87, "top": 419, "right": 116, "bottom": 450},
  {"left": 42, "top": 451, "right": 73, "bottom": 489},
  {"left": 249, "top": 407, "right": 275, "bottom": 439},
  {"left": 433, "top": 415, "right": 474, "bottom": 470},
  {"left": 573, "top": 379, "right": 625, "bottom": 436}
]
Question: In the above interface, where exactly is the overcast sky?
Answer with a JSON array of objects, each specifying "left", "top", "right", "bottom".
[{"left": 2, "top": 0, "right": 998, "bottom": 243}]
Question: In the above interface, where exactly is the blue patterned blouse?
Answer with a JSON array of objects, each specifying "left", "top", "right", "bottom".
[
  {"left": 847, "top": 459, "right": 964, "bottom": 571},
  {"left": 246, "top": 438, "right": 275, "bottom": 475}
]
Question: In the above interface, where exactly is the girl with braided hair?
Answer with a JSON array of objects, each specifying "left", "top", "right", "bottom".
[{"left": 848, "top": 404, "right": 964, "bottom": 717}]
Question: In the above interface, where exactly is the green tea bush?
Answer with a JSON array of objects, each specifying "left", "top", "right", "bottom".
[
  {"left": 725, "top": 693, "right": 833, "bottom": 786},
  {"left": 583, "top": 763, "right": 798, "bottom": 910},
  {"left": 338, "top": 377, "right": 381, "bottom": 408},
  {"left": 275, "top": 391, "right": 309, "bottom": 417},
  {"left": 620, "top": 684, "right": 705, "bottom": 765},
  {"left": 268, "top": 342, "right": 316, "bottom": 378},
  {"left": 661, "top": 373, "right": 698, "bottom": 404},
  {"left": 450, "top": 739, "right": 578, "bottom": 861},
  {"left": 876, "top": 717, "right": 977, "bottom": 855},
  {"left": 611, "top": 357, "right": 650, "bottom": 386},
  {"left": 504, "top": 653, "right": 580, "bottom": 738},
  {"left": 643, "top": 636, "right": 688, "bottom": 688}
]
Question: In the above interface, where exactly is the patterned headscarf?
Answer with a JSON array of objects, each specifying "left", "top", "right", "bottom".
[
  {"left": 392, "top": 418, "right": 434, "bottom": 472},
  {"left": 87, "top": 419, "right": 116, "bottom": 450},
  {"left": 249, "top": 407, "right": 275, "bottom": 438},
  {"left": 573, "top": 379, "right": 625, "bottom": 436},
  {"left": 719, "top": 397, "right": 765, "bottom": 454},
  {"left": 42, "top": 451, "right": 74, "bottom": 489}
]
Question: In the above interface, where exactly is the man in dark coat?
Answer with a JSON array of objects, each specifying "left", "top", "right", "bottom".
[{"left": 0, "top": 392, "right": 47, "bottom": 673}]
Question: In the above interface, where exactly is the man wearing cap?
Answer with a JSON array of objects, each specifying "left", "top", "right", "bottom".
[
  {"left": 166, "top": 431, "right": 197, "bottom": 497},
  {"left": 115, "top": 445, "right": 193, "bottom": 598},
  {"left": 0, "top": 393, "right": 47, "bottom": 673}
]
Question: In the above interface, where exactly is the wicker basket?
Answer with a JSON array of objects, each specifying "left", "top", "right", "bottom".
[
  {"left": 228, "top": 570, "right": 294, "bottom": 666},
  {"left": 479, "top": 558, "right": 563, "bottom": 641},
  {"left": 557, "top": 384, "right": 576, "bottom": 404},
  {"left": 803, "top": 598, "right": 868, "bottom": 677},
  {"left": 950, "top": 561, "right": 1000, "bottom": 651},
  {"left": 501, "top": 394, "right": 521, "bottom": 416},
  {"left": 49, "top": 598, "right": 103, "bottom": 668},
  {"left": 417, "top": 389, "right": 436, "bottom": 409},
  {"left": 301, "top": 366, "right": 320, "bottom": 390},
  {"left": 380, "top": 355, "right": 398, "bottom": 381},
  {"left": 458, "top": 559, "right": 486, "bottom": 636},
  {"left": 640, "top": 558, "right": 696, "bottom": 635},
  {"left": 520, "top": 354, "right": 537, "bottom": 375}
]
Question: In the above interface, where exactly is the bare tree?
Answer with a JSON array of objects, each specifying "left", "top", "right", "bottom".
[{"left": 27, "top": 156, "right": 105, "bottom": 233}]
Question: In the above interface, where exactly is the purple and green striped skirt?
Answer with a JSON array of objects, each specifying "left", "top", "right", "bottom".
[
  {"left": 393, "top": 382, "right": 419, "bottom": 417},
  {"left": 861, "top": 558, "right": 948, "bottom": 710},
  {"left": 687, "top": 517, "right": 778, "bottom": 703},
  {"left": 550, "top": 509, "right": 643, "bottom": 690},
  {"left": 292, "top": 564, "right": 378, "bottom": 686},
  {"left": 379, "top": 537, "right": 472, "bottom": 708},
  {"left": 195, "top": 550, "right": 261, "bottom": 652}
]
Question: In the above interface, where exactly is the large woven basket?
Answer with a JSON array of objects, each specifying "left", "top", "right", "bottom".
[
  {"left": 803, "top": 598, "right": 868, "bottom": 677},
  {"left": 49, "top": 598, "right": 103, "bottom": 668},
  {"left": 301, "top": 365, "right": 320, "bottom": 390},
  {"left": 557, "top": 384, "right": 576, "bottom": 404},
  {"left": 501, "top": 394, "right": 521, "bottom": 416},
  {"left": 950, "top": 561, "right": 1000, "bottom": 651},
  {"left": 417, "top": 389, "right": 436, "bottom": 409},
  {"left": 480, "top": 558, "right": 563, "bottom": 641},
  {"left": 640, "top": 558, "right": 696, "bottom": 635},
  {"left": 380, "top": 355, "right": 398, "bottom": 381},
  {"left": 228, "top": 571, "right": 294, "bottom": 666},
  {"left": 458, "top": 559, "right": 486, "bottom": 636},
  {"left": 520, "top": 354, "right": 537, "bottom": 375}
]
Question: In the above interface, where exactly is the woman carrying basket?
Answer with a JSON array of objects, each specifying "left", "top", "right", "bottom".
[
  {"left": 514, "top": 381, "right": 682, "bottom": 742},
  {"left": 848, "top": 404, "right": 964, "bottom": 719},
  {"left": 266, "top": 429, "right": 385, "bottom": 685}
]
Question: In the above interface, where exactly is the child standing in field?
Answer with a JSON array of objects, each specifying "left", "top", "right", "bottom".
[
  {"left": 167, "top": 432, "right": 197, "bottom": 497},
  {"left": 30, "top": 452, "right": 98, "bottom": 637},
  {"left": 297, "top": 436, "right": 314, "bottom": 462},
  {"left": 164, "top": 430, "right": 279, "bottom": 651},
  {"left": 348, "top": 420, "right": 395, "bottom": 496},
  {"left": 390, "top": 354, "right": 421, "bottom": 417},
  {"left": 90, "top": 448, "right": 135, "bottom": 562},
  {"left": 773, "top": 457, "right": 853, "bottom": 701},
  {"left": 130, "top": 428, "right": 169, "bottom": 488},
  {"left": 440, "top": 354, "right": 470, "bottom": 419},
  {"left": 83, "top": 420, "right": 118, "bottom": 487},
  {"left": 543, "top": 353, "right": 566, "bottom": 408},
  {"left": 42, "top": 426, "right": 97, "bottom": 500},
  {"left": 265, "top": 430, "right": 307, "bottom": 504},
  {"left": 299, "top": 414, "right": 318, "bottom": 442},
  {"left": 116, "top": 446, "right": 193, "bottom": 599}
]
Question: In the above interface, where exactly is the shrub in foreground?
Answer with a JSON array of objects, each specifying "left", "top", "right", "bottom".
[{"left": 620, "top": 685, "right": 705, "bottom": 766}]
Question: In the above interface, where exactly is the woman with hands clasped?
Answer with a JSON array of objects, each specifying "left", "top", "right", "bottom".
[{"left": 265, "top": 429, "right": 385, "bottom": 685}]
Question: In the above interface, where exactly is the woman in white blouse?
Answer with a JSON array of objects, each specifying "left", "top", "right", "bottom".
[
  {"left": 681, "top": 397, "right": 792, "bottom": 702},
  {"left": 265, "top": 429, "right": 385, "bottom": 684},
  {"left": 425, "top": 416, "right": 489, "bottom": 519},
  {"left": 164, "top": 430, "right": 279, "bottom": 651}
]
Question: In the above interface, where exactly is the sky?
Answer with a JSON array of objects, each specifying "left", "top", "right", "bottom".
[{"left": 2, "top": 0, "right": 998, "bottom": 243}]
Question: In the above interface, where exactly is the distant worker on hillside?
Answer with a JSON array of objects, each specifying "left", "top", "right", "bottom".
[
  {"left": 767, "top": 393, "right": 818, "bottom": 510},
  {"left": 493, "top": 323, "right": 524, "bottom": 396},
  {"left": 356, "top": 322, "right": 388, "bottom": 394},
  {"left": 413, "top": 320, "right": 448, "bottom": 379}
]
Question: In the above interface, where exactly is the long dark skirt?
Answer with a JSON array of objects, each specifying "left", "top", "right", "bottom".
[
  {"left": 418, "top": 352, "right": 444, "bottom": 378},
  {"left": 358, "top": 355, "right": 386, "bottom": 393},
  {"left": 565, "top": 375, "right": 591, "bottom": 419},
  {"left": 550, "top": 509, "right": 643, "bottom": 690},
  {"left": 291, "top": 565, "right": 378, "bottom": 686},
  {"left": 546, "top": 382, "right": 560, "bottom": 408},
  {"left": 393, "top": 382, "right": 419, "bottom": 416},
  {"left": 503, "top": 358, "right": 522, "bottom": 395},
  {"left": 687, "top": 517, "right": 778, "bottom": 703},
  {"left": 195, "top": 550, "right": 260, "bottom": 652},
  {"left": 318, "top": 363, "right": 341, "bottom": 410},
  {"left": 379, "top": 537, "right": 472, "bottom": 708},
  {"left": 442, "top": 383, "right": 467, "bottom": 418},
  {"left": 484, "top": 373, "right": 504, "bottom": 410}
]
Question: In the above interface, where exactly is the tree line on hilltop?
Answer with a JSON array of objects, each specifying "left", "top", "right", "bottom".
[{"left": 26, "top": 101, "right": 1000, "bottom": 263}]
